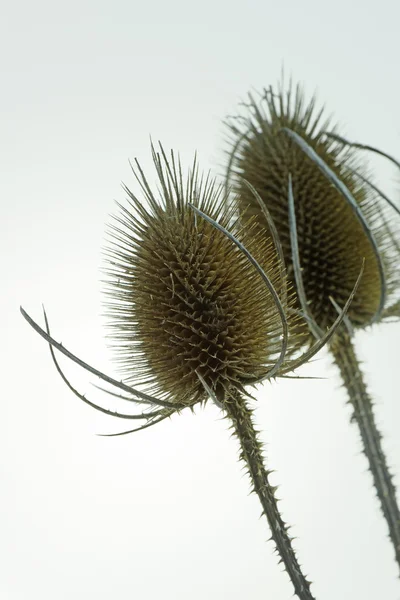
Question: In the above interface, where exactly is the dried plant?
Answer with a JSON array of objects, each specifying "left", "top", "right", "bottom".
[
  {"left": 21, "top": 144, "right": 361, "bottom": 600},
  {"left": 225, "top": 80, "right": 400, "bottom": 572}
]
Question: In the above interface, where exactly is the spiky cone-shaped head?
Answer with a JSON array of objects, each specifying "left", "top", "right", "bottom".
[
  {"left": 102, "top": 145, "right": 307, "bottom": 410},
  {"left": 225, "top": 81, "right": 400, "bottom": 344}
]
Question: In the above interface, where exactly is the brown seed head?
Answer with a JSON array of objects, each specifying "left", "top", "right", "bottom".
[
  {"left": 103, "top": 145, "right": 301, "bottom": 407},
  {"left": 226, "top": 82, "right": 399, "bottom": 339}
]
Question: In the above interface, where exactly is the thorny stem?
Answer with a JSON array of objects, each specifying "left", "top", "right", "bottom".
[
  {"left": 330, "top": 332, "right": 400, "bottom": 572},
  {"left": 224, "top": 390, "right": 315, "bottom": 600}
]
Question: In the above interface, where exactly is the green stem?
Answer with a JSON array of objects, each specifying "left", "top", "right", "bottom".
[
  {"left": 330, "top": 332, "right": 400, "bottom": 571},
  {"left": 225, "top": 391, "right": 315, "bottom": 600}
]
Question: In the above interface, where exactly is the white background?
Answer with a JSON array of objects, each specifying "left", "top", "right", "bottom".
[{"left": 2, "top": 0, "right": 400, "bottom": 598}]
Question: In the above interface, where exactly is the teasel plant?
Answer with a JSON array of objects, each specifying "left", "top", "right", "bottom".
[
  {"left": 225, "top": 80, "right": 400, "bottom": 573},
  {"left": 21, "top": 143, "right": 363, "bottom": 600}
]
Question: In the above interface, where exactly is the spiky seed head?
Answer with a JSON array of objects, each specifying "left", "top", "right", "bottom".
[
  {"left": 226, "top": 82, "right": 399, "bottom": 339},
  {"left": 103, "top": 145, "right": 301, "bottom": 408}
]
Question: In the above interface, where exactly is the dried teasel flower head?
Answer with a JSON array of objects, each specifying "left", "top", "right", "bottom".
[
  {"left": 103, "top": 144, "right": 306, "bottom": 409},
  {"left": 20, "top": 143, "right": 364, "bottom": 598},
  {"left": 100, "top": 144, "right": 363, "bottom": 595},
  {"left": 225, "top": 80, "right": 400, "bottom": 341}
]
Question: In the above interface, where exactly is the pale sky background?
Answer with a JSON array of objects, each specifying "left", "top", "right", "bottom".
[{"left": 2, "top": 1, "right": 400, "bottom": 599}]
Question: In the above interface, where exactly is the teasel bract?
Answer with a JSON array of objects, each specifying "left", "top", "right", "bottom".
[
  {"left": 21, "top": 144, "right": 361, "bottom": 600},
  {"left": 225, "top": 81, "right": 400, "bottom": 573}
]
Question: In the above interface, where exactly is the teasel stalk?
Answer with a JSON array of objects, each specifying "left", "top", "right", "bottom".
[
  {"left": 21, "top": 144, "right": 362, "bottom": 599},
  {"left": 225, "top": 81, "right": 400, "bottom": 572}
]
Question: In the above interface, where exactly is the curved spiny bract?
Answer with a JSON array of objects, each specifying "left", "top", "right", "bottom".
[
  {"left": 323, "top": 132, "right": 400, "bottom": 318},
  {"left": 225, "top": 81, "right": 400, "bottom": 573}
]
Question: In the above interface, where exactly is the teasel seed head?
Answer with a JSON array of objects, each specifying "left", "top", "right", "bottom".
[
  {"left": 225, "top": 86, "right": 400, "bottom": 573},
  {"left": 225, "top": 81, "right": 400, "bottom": 341},
  {"left": 102, "top": 144, "right": 305, "bottom": 408}
]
